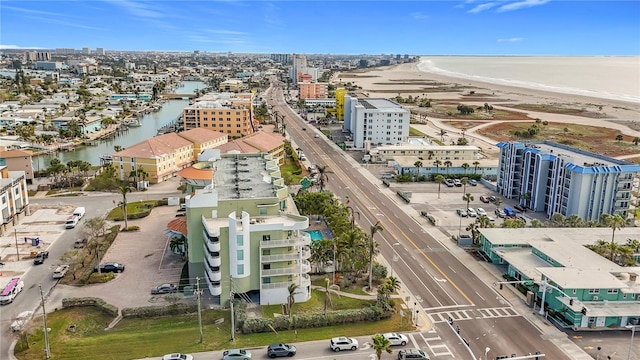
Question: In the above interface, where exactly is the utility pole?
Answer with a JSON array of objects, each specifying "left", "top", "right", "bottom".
[
  {"left": 96, "top": 241, "right": 101, "bottom": 275},
  {"left": 230, "top": 275, "right": 235, "bottom": 341},
  {"left": 39, "top": 284, "right": 50, "bottom": 359},
  {"left": 195, "top": 277, "right": 203, "bottom": 343},
  {"left": 14, "top": 228, "right": 20, "bottom": 260}
]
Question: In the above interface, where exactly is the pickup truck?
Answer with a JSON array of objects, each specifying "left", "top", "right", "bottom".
[{"left": 33, "top": 251, "right": 49, "bottom": 265}]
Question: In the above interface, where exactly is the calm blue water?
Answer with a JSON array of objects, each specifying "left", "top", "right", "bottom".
[
  {"left": 305, "top": 230, "right": 323, "bottom": 241},
  {"left": 418, "top": 56, "right": 640, "bottom": 104},
  {"left": 34, "top": 81, "right": 206, "bottom": 168}
]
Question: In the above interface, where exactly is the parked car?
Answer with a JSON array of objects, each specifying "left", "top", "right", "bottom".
[
  {"left": 469, "top": 179, "right": 478, "bottom": 186},
  {"left": 488, "top": 196, "right": 497, "bottom": 203},
  {"left": 444, "top": 178, "right": 455, "bottom": 187},
  {"left": 398, "top": 348, "right": 430, "bottom": 359},
  {"left": 467, "top": 208, "right": 477, "bottom": 217},
  {"left": 222, "top": 349, "right": 252, "bottom": 360},
  {"left": 453, "top": 179, "right": 462, "bottom": 187},
  {"left": 73, "top": 238, "right": 87, "bottom": 248},
  {"left": 514, "top": 204, "right": 526, "bottom": 212},
  {"left": 314, "top": 134, "right": 320, "bottom": 138},
  {"left": 383, "top": 332, "right": 408, "bottom": 346},
  {"left": 301, "top": 127, "right": 306, "bottom": 131},
  {"left": 162, "top": 354, "right": 193, "bottom": 360},
  {"left": 503, "top": 207, "right": 516, "bottom": 218},
  {"left": 456, "top": 209, "right": 468, "bottom": 217},
  {"left": 481, "top": 215, "right": 496, "bottom": 222},
  {"left": 33, "top": 251, "right": 49, "bottom": 265},
  {"left": 10, "top": 310, "right": 33, "bottom": 332},
  {"left": 53, "top": 265, "right": 69, "bottom": 279},
  {"left": 382, "top": 173, "right": 396, "bottom": 180},
  {"left": 495, "top": 208, "right": 506, "bottom": 218},
  {"left": 175, "top": 213, "right": 186, "bottom": 217},
  {"left": 95, "top": 262, "right": 125, "bottom": 273},
  {"left": 479, "top": 196, "right": 491, "bottom": 203},
  {"left": 267, "top": 343, "right": 297, "bottom": 358},
  {"left": 476, "top": 208, "right": 487, "bottom": 217},
  {"left": 151, "top": 283, "right": 178, "bottom": 295},
  {"left": 330, "top": 336, "right": 359, "bottom": 351}
]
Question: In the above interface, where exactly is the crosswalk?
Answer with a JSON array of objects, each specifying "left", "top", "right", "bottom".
[{"left": 428, "top": 306, "right": 520, "bottom": 324}]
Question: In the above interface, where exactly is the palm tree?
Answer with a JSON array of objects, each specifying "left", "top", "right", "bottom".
[
  {"left": 323, "top": 278, "right": 341, "bottom": 315},
  {"left": 564, "top": 214, "right": 585, "bottom": 228},
  {"left": 434, "top": 175, "right": 445, "bottom": 199},
  {"left": 118, "top": 185, "right": 133, "bottom": 230},
  {"left": 472, "top": 161, "right": 480, "bottom": 174},
  {"left": 443, "top": 160, "right": 452, "bottom": 174},
  {"left": 461, "top": 177, "right": 469, "bottom": 194},
  {"left": 386, "top": 276, "right": 401, "bottom": 294},
  {"left": 413, "top": 160, "right": 423, "bottom": 181},
  {"left": 316, "top": 165, "right": 328, "bottom": 192},
  {"left": 626, "top": 239, "right": 640, "bottom": 253},
  {"left": 466, "top": 222, "right": 481, "bottom": 244},
  {"left": 551, "top": 213, "right": 566, "bottom": 227},
  {"left": 602, "top": 213, "right": 626, "bottom": 247},
  {"left": 368, "top": 221, "right": 384, "bottom": 291},
  {"left": 616, "top": 134, "right": 623, "bottom": 143},
  {"left": 439, "top": 129, "right": 447, "bottom": 142},
  {"left": 372, "top": 334, "right": 393, "bottom": 360},
  {"left": 461, "top": 163, "right": 470, "bottom": 174},
  {"left": 462, "top": 193, "right": 474, "bottom": 210},
  {"left": 433, "top": 160, "right": 442, "bottom": 174},
  {"left": 286, "top": 283, "right": 299, "bottom": 320}
]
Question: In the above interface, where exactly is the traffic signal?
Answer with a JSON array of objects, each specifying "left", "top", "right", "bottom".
[
  {"left": 569, "top": 298, "right": 574, "bottom": 306},
  {"left": 499, "top": 283, "right": 503, "bottom": 290},
  {"left": 581, "top": 307, "right": 587, "bottom": 315},
  {"left": 534, "top": 351, "right": 541, "bottom": 360}
]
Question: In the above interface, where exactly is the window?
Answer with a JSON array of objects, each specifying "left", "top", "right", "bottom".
[
  {"left": 607, "top": 289, "right": 618, "bottom": 294},
  {"left": 263, "top": 235, "right": 271, "bottom": 241},
  {"left": 237, "top": 264, "right": 244, "bottom": 275},
  {"left": 237, "top": 250, "right": 244, "bottom": 261},
  {"left": 588, "top": 289, "right": 599, "bottom": 294}
]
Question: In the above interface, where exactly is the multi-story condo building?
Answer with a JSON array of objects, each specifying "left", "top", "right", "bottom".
[
  {"left": 112, "top": 129, "right": 227, "bottom": 184},
  {"left": 289, "top": 54, "right": 307, "bottom": 83},
  {"left": 479, "top": 227, "right": 640, "bottom": 331},
  {"left": 184, "top": 153, "right": 312, "bottom": 306},
  {"left": 219, "top": 79, "right": 244, "bottom": 93},
  {"left": 0, "top": 149, "right": 35, "bottom": 184},
  {"left": 298, "top": 82, "right": 327, "bottom": 99},
  {"left": 497, "top": 141, "right": 640, "bottom": 221},
  {"left": 0, "top": 165, "right": 29, "bottom": 236},
  {"left": 344, "top": 96, "right": 410, "bottom": 149},
  {"left": 182, "top": 93, "right": 255, "bottom": 138}
]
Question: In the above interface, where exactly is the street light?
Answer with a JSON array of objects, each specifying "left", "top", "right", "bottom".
[
  {"left": 485, "top": 347, "right": 490, "bottom": 360},
  {"left": 627, "top": 324, "right": 639, "bottom": 360},
  {"left": 390, "top": 242, "right": 401, "bottom": 278}
]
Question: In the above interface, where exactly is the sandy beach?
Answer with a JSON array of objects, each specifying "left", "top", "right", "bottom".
[{"left": 336, "top": 62, "right": 640, "bottom": 160}]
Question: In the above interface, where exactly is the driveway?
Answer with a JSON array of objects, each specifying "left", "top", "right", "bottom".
[{"left": 47, "top": 204, "right": 186, "bottom": 310}]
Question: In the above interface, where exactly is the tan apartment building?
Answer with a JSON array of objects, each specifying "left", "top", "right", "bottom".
[
  {"left": 183, "top": 93, "right": 255, "bottom": 138},
  {"left": 219, "top": 79, "right": 244, "bottom": 93},
  {"left": 112, "top": 133, "right": 194, "bottom": 184},
  {"left": 0, "top": 149, "right": 35, "bottom": 184},
  {"left": 216, "top": 131, "right": 286, "bottom": 165},
  {"left": 298, "top": 82, "right": 328, "bottom": 99},
  {"left": 0, "top": 166, "right": 30, "bottom": 236},
  {"left": 177, "top": 128, "right": 229, "bottom": 159}
]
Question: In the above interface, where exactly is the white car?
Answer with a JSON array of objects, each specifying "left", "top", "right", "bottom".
[
  {"left": 163, "top": 354, "right": 193, "bottom": 360},
  {"left": 467, "top": 208, "right": 477, "bottom": 217},
  {"left": 476, "top": 208, "right": 487, "bottom": 216},
  {"left": 330, "top": 336, "right": 359, "bottom": 351},
  {"left": 10, "top": 310, "right": 33, "bottom": 332},
  {"left": 53, "top": 264, "right": 69, "bottom": 279},
  {"left": 383, "top": 332, "right": 408, "bottom": 346}
]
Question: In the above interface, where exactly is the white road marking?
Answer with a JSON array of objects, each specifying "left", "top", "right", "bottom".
[
  {"left": 475, "top": 291, "right": 486, "bottom": 301},
  {"left": 448, "top": 266, "right": 457, "bottom": 274}
]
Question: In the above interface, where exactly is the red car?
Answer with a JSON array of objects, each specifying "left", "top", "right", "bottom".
[{"left": 480, "top": 196, "right": 491, "bottom": 203}]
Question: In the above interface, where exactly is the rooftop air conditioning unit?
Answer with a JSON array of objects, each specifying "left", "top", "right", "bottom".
[{"left": 592, "top": 295, "right": 599, "bottom": 301}]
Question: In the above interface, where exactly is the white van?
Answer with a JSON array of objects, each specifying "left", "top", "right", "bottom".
[
  {"left": 73, "top": 207, "right": 86, "bottom": 219},
  {"left": 65, "top": 216, "right": 79, "bottom": 229},
  {"left": 0, "top": 278, "right": 25, "bottom": 305}
]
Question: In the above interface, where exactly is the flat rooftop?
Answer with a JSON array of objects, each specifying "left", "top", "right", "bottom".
[
  {"left": 212, "top": 155, "right": 275, "bottom": 200},
  {"left": 358, "top": 98, "right": 406, "bottom": 111},
  {"left": 525, "top": 141, "right": 631, "bottom": 167}
]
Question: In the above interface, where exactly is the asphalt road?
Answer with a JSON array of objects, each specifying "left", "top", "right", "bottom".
[
  {"left": 0, "top": 185, "right": 183, "bottom": 358},
  {"left": 268, "top": 84, "right": 571, "bottom": 360}
]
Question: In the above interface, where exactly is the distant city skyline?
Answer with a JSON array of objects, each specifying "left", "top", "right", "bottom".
[{"left": 1, "top": 0, "right": 639, "bottom": 56}]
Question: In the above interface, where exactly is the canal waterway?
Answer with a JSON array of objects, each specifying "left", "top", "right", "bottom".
[{"left": 34, "top": 81, "right": 207, "bottom": 169}]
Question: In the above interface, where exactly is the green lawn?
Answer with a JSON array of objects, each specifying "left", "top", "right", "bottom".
[
  {"left": 409, "top": 127, "right": 426, "bottom": 136},
  {"left": 106, "top": 200, "right": 156, "bottom": 220},
  {"left": 261, "top": 289, "right": 373, "bottom": 318},
  {"left": 16, "top": 303, "right": 412, "bottom": 360}
]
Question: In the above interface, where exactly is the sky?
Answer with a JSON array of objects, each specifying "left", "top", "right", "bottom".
[{"left": 1, "top": 0, "right": 639, "bottom": 55}]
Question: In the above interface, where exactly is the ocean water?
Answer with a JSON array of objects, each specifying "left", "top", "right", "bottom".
[{"left": 417, "top": 56, "right": 640, "bottom": 104}]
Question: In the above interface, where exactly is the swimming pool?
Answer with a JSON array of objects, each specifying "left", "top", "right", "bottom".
[{"left": 305, "top": 230, "right": 323, "bottom": 241}]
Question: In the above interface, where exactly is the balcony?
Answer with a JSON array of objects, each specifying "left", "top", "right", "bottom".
[
  {"left": 261, "top": 274, "right": 311, "bottom": 290},
  {"left": 204, "top": 233, "right": 221, "bottom": 252},
  {"left": 261, "top": 260, "right": 311, "bottom": 276},
  {"left": 262, "top": 248, "right": 310, "bottom": 262},
  {"left": 260, "top": 234, "right": 311, "bottom": 248},
  {"left": 209, "top": 283, "right": 222, "bottom": 296},
  {"left": 204, "top": 248, "right": 221, "bottom": 267},
  {"left": 205, "top": 265, "right": 222, "bottom": 282}
]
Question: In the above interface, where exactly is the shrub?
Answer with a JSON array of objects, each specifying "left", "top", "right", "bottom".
[
  {"left": 86, "top": 272, "right": 115, "bottom": 284},
  {"left": 61, "top": 297, "right": 118, "bottom": 316},
  {"left": 122, "top": 303, "right": 198, "bottom": 318}
]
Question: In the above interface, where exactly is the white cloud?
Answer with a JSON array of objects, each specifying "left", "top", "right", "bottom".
[
  {"left": 468, "top": 2, "right": 500, "bottom": 13},
  {"left": 103, "top": 0, "right": 164, "bottom": 19},
  {"left": 497, "top": 37, "right": 524, "bottom": 42},
  {"left": 0, "top": 44, "right": 44, "bottom": 49},
  {"left": 497, "top": 0, "right": 551, "bottom": 12},
  {"left": 205, "top": 29, "right": 247, "bottom": 36},
  {"left": 411, "top": 12, "right": 429, "bottom": 20}
]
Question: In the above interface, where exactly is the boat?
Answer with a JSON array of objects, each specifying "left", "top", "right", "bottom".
[{"left": 123, "top": 118, "right": 141, "bottom": 127}]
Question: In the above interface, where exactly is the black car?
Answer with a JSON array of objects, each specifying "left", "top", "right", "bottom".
[
  {"left": 267, "top": 343, "right": 297, "bottom": 358},
  {"left": 33, "top": 251, "right": 49, "bottom": 265},
  {"left": 514, "top": 204, "right": 526, "bottom": 212},
  {"left": 96, "top": 262, "right": 125, "bottom": 273}
]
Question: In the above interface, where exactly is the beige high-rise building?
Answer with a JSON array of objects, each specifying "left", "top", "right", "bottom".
[{"left": 183, "top": 93, "right": 255, "bottom": 138}]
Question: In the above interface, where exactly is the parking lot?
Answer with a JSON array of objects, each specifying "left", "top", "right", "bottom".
[{"left": 363, "top": 164, "right": 548, "bottom": 238}]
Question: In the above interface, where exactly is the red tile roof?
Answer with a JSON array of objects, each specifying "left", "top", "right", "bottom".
[
  {"left": 178, "top": 128, "right": 227, "bottom": 144},
  {"left": 178, "top": 166, "right": 213, "bottom": 180},
  {"left": 215, "top": 131, "right": 284, "bottom": 154},
  {"left": 114, "top": 133, "right": 192, "bottom": 158},
  {"left": 166, "top": 218, "right": 188, "bottom": 236}
]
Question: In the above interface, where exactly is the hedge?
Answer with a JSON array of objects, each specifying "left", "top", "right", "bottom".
[
  {"left": 241, "top": 306, "right": 389, "bottom": 334},
  {"left": 61, "top": 297, "right": 119, "bottom": 317},
  {"left": 122, "top": 303, "right": 199, "bottom": 318},
  {"left": 78, "top": 225, "right": 120, "bottom": 284}
]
